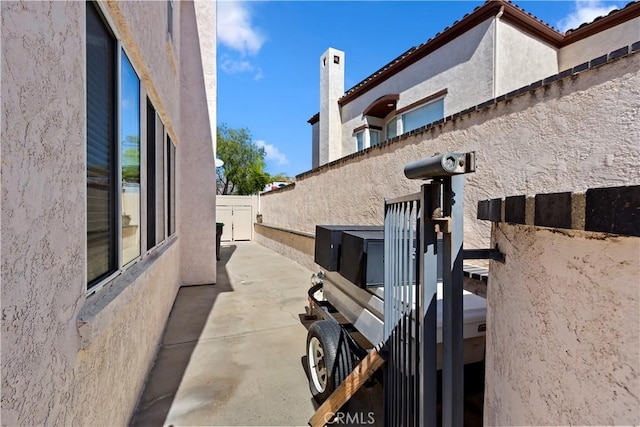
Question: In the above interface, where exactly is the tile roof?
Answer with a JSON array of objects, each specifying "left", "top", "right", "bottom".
[
  {"left": 335, "top": 0, "right": 639, "bottom": 106},
  {"left": 565, "top": 1, "right": 638, "bottom": 33},
  {"left": 298, "top": 42, "right": 639, "bottom": 180}
]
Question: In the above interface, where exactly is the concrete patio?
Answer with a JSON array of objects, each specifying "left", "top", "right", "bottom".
[{"left": 131, "top": 241, "right": 319, "bottom": 425}]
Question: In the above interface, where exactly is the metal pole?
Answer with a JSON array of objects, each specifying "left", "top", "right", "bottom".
[
  {"left": 442, "top": 174, "right": 465, "bottom": 427},
  {"left": 419, "top": 183, "right": 438, "bottom": 427}
]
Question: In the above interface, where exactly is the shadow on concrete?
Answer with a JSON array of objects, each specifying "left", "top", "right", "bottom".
[{"left": 129, "top": 245, "right": 237, "bottom": 426}]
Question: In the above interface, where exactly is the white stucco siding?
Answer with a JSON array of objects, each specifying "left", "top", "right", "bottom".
[
  {"left": 112, "top": 1, "right": 182, "bottom": 140},
  {"left": 1, "top": 1, "right": 216, "bottom": 425},
  {"left": 259, "top": 53, "right": 640, "bottom": 253},
  {"left": 1, "top": 2, "right": 87, "bottom": 424},
  {"left": 180, "top": 0, "right": 218, "bottom": 285},
  {"left": 195, "top": 1, "right": 217, "bottom": 153},
  {"left": 485, "top": 224, "right": 639, "bottom": 425},
  {"left": 495, "top": 19, "right": 559, "bottom": 96},
  {"left": 559, "top": 17, "right": 640, "bottom": 71},
  {"left": 340, "top": 18, "right": 495, "bottom": 155}
]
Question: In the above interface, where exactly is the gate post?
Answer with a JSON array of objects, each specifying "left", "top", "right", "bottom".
[
  {"left": 441, "top": 174, "right": 465, "bottom": 426},
  {"left": 419, "top": 182, "right": 439, "bottom": 427}
]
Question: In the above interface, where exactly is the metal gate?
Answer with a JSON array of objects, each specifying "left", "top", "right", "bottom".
[{"left": 383, "top": 152, "right": 476, "bottom": 427}]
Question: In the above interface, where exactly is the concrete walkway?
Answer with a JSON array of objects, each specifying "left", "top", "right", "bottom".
[{"left": 132, "top": 241, "right": 318, "bottom": 426}]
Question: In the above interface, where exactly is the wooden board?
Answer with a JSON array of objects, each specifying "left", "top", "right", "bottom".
[{"left": 308, "top": 348, "right": 386, "bottom": 427}]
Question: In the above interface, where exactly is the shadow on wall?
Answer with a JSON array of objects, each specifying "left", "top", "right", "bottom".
[{"left": 129, "top": 245, "right": 237, "bottom": 426}]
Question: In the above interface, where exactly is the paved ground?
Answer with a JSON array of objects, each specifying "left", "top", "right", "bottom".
[
  {"left": 130, "top": 241, "right": 482, "bottom": 426},
  {"left": 132, "top": 241, "right": 320, "bottom": 426}
]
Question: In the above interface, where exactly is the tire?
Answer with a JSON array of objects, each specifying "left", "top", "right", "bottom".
[{"left": 306, "top": 320, "right": 354, "bottom": 403}]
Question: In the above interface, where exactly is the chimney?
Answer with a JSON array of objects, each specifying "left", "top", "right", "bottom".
[{"left": 318, "top": 48, "right": 344, "bottom": 166}]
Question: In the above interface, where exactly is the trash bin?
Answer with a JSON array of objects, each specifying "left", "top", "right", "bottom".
[{"left": 216, "top": 222, "right": 224, "bottom": 261}]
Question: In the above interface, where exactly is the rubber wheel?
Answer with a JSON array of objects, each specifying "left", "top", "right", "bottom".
[{"left": 306, "top": 320, "right": 354, "bottom": 403}]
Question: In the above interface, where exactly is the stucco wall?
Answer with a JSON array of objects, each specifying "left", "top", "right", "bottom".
[
  {"left": 1, "top": 1, "right": 216, "bottom": 425},
  {"left": 254, "top": 224, "right": 316, "bottom": 271},
  {"left": 259, "top": 53, "right": 640, "bottom": 255},
  {"left": 179, "top": 0, "right": 218, "bottom": 285},
  {"left": 495, "top": 19, "right": 558, "bottom": 96},
  {"left": 108, "top": 0, "right": 181, "bottom": 142},
  {"left": 484, "top": 223, "right": 639, "bottom": 425},
  {"left": 339, "top": 18, "right": 495, "bottom": 156},
  {"left": 1, "top": 2, "right": 87, "bottom": 424},
  {"left": 559, "top": 17, "right": 640, "bottom": 71}
]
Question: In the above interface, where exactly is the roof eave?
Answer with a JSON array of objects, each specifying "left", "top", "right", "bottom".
[{"left": 338, "top": 0, "right": 566, "bottom": 107}]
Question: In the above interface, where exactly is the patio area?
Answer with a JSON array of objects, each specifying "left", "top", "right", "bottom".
[{"left": 131, "top": 241, "right": 319, "bottom": 425}]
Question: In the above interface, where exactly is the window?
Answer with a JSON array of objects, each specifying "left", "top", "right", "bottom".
[
  {"left": 401, "top": 98, "right": 444, "bottom": 134},
  {"left": 369, "top": 130, "right": 380, "bottom": 147},
  {"left": 355, "top": 131, "right": 364, "bottom": 151},
  {"left": 386, "top": 118, "right": 397, "bottom": 140},
  {"left": 86, "top": 1, "right": 117, "bottom": 286},
  {"left": 156, "top": 116, "right": 165, "bottom": 244},
  {"left": 147, "top": 102, "right": 166, "bottom": 248},
  {"left": 86, "top": 2, "right": 175, "bottom": 292},
  {"left": 167, "top": 136, "right": 176, "bottom": 236},
  {"left": 167, "top": 0, "right": 173, "bottom": 39},
  {"left": 146, "top": 100, "right": 157, "bottom": 251},
  {"left": 121, "top": 52, "right": 141, "bottom": 266}
]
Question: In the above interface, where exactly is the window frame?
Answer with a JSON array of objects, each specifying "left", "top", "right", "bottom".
[
  {"left": 145, "top": 103, "right": 170, "bottom": 253},
  {"left": 385, "top": 116, "right": 398, "bottom": 140},
  {"left": 399, "top": 95, "right": 445, "bottom": 136},
  {"left": 355, "top": 130, "right": 365, "bottom": 151},
  {"left": 120, "top": 50, "right": 142, "bottom": 267},
  {"left": 167, "top": 135, "right": 176, "bottom": 236},
  {"left": 167, "top": 0, "right": 174, "bottom": 40},
  {"left": 369, "top": 129, "right": 380, "bottom": 147},
  {"left": 86, "top": 1, "right": 176, "bottom": 295}
]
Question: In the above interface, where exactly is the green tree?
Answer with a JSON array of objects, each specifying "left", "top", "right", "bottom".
[
  {"left": 122, "top": 135, "right": 140, "bottom": 183},
  {"left": 269, "top": 173, "right": 293, "bottom": 183},
  {"left": 217, "top": 124, "right": 270, "bottom": 195}
]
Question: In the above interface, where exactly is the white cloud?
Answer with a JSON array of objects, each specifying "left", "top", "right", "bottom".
[
  {"left": 219, "top": 57, "right": 264, "bottom": 80},
  {"left": 221, "top": 58, "right": 254, "bottom": 74},
  {"left": 556, "top": 0, "right": 620, "bottom": 33},
  {"left": 217, "top": 1, "right": 265, "bottom": 56},
  {"left": 256, "top": 140, "right": 288, "bottom": 165}
]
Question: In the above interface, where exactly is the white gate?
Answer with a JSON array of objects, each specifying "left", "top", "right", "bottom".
[{"left": 216, "top": 195, "right": 258, "bottom": 241}]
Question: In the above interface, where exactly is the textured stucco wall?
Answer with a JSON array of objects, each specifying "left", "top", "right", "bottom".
[
  {"left": 484, "top": 223, "right": 640, "bottom": 425},
  {"left": 109, "top": 0, "right": 181, "bottom": 142},
  {"left": 495, "top": 19, "right": 558, "bottom": 96},
  {"left": 260, "top": 53, "right": 640, "bottom": 255},
  {"left": 254, "top": 224, "right": 316, "bottom": 272},
  {"left": 75, "top": 243, "right": 181, "bottom": 425},
  {"left": 179, "top": 0, "right": 218, "bottom": 285},
  {"left": 559, "top": 17, "right": 640, "bottom": 71},
  {"left": 1, "top": 2, "right": 87, "bottom": 424},
  {"left": 1, "top": 1, "right": 215, "bottom": 425},
  {"left": 339, "top": 18, "right": 495, "bottom": 156}
]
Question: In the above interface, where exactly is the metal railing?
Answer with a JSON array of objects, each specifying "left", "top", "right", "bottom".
[
  {"left": 383, "top": 152, "right": 475, "bottom": 427},
  {"left": 383, "top": 193, "right": 421, "bottom": 427}
]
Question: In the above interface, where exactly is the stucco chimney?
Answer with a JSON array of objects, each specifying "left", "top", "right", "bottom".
[{"left": 318, "top": 47, "right": 344, "bottom": 166}]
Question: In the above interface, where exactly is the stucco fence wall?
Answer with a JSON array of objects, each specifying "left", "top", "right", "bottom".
[
  {"left": 484, "top": 222, "right": 639, "bottom": 425},
  {"left": 256, "top": 52, "right": 640, "bottom": 267}
]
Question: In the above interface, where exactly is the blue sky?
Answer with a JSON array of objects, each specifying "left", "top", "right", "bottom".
[{"left": 216, "top": 0, "right": 625, "bottom": 177}]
